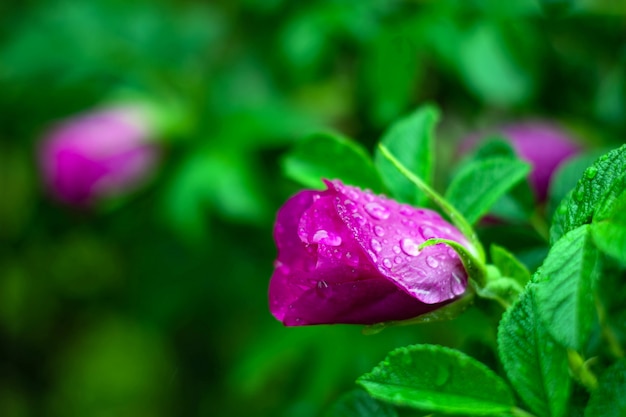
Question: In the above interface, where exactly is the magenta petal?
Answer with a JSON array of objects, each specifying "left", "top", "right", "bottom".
[{"left": 269, "top": 180, "right": 471, "bottom": 326}]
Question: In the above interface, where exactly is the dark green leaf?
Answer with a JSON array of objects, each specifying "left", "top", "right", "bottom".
[
  {"left": 533, "top": 225, "right": 601, "bottom": 350},
  {"left": 324, "top": 390, "right": 398, "bottom": 417},
  {"left": 357, "top": 344, "right": 515, "bottom": 415},
  {"left": 584, "top": 359, "right": 626, "bottom": 417},
  {"left": 282, "top": 132, "right": 383, "bottom": 191},
  {"left": 364, "top": 32, "right": 421, "bottom": 126},
  {"left": 491, "top": 244, "right": 531, "bottom": 288},
  {"left": 550, "top": 145, "right": 626, "bottom": 244},
  {"left": 547, "top": 151, "right": 606, "bottom": 219},
  {"left": 592, "top": 189, "right": 626, "bottom": 264},
  {"left": 445, "top": 157, "right": 531, "bottom": 224},
  {"left": 498, "top": 288, "right": 571, "bottom": 417},
  {"left": 374, "top": 105, "right": 438, "bottom": 205}
]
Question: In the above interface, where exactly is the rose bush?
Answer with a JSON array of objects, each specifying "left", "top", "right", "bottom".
[
  {"left": 269, "top": 179, "right": 471, "bottom": 326},
  {"left": 38, "top": 105, "right": 160, "bottom": 206}
]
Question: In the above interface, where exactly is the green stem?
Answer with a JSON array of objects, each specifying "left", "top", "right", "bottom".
[
  {"left": 378, "top": 144, "right": 485, "bottom": 262},
  {"left": 595, "top": 296, "right": 625, "bottom": 359},
  {"left": 567, "top": 349, "right": 598, "bottom": 391}
]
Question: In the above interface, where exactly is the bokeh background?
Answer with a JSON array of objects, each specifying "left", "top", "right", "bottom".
[{"left": 1, "top": 0, "right": 626, "bottom": 416}]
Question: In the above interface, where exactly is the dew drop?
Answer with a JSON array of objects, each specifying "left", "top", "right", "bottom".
[
  {"left": 352, "top": 213, "right": 367, "bottom": 226},
  {"left": 399, "top": 206, "right": 413, "bottom": 216},
  {"left": 311, "top": 230, "right": 342, "bottom": 246},
  {"left": 344, "top": 200, "right": 357, "bottom": 212},
  {"left": 317, "top": 280, "right": 328, "bottom": 288},
  {"left": 370, "top": 238, "right": 383, "bottom": 253},
  {"left": 364, "top": 202, "right": 390, "bottom": 220},
  {"left": 447, "top": 248, "right": 457, "bottom": 258},
  {"left": 346, "top": 188, "right": 360, "bottom": 200},
  {"left": 419, "top": 226, "right": 436, "bottom": 240},
  {"left": 367, "top": 250, "right": 378, "bottom": 263},
  {"left": 400, "top": 238, "right": 420, "bottom": 256},
  {"left": 392, "top": 245, "right": 401, "bottom": 254},
  {"left": 382, "top": 258, "right": 392, "bottom": 268},
  {"left": 585, "top": 166, "right": 598, "bottom": 180},
  {"left": 394, "top": 256, "right": 402, "bottom": 264},
  {"left": 574, "top": 185, "right": 585, "bottom": 202},
  {"left": 426, "top": 256, "right": 439, "bottom": 268},
  {"left": 374, "top": 225, "right": 385, "bottom": 237}
]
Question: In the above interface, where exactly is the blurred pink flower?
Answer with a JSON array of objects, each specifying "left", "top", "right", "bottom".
[
  {"left": 269, "top": 180, "right": 470, "bottom": 326},
  {"left": 464, "top": 121, "right": 581, "bottom": 202},
  {"left": 39, "top": 105, "right": 160, "bottom": 206}
]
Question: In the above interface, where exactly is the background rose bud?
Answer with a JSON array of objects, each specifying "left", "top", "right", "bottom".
[
  {"left": 38, "top": 105, "right": 161, "bottom": 206},
  {"left": 464, "top": 121, "right": 581, "bottom": 202},
  {"left": 269, "top": 180, "right": 470, "bottom": 326}
]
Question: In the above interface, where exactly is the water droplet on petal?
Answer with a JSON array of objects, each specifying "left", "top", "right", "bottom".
[
  {"left": 317, "top": 280, "right": 328, "bottom": 288},
  {"left": 311, "top": 230, "right": 342, "bottom": 246},
  {"left": 382, "top": 258, "right": 392, "bottom": 268},
  {"left": 370, "top": 238, "right": 382, "bottom": 253},
  {"left": 392, "top": 245, "right": 401, "bottom": 254},
  {"left": 346, "top": 188, "right": 360, "bottom": 200},
  {"left": 352, "top": 213, "right": 367, "bottom": 226},
  {"left": 367, "top": 250, "right": 378, "bottom": 263},
  {"left": 374, "top": 225, "right": 385, "bottom": 237},
  {"left": 400, "top": 238, "right": 420, "bottom": 256},
  {"left": 419, "top": 226, "right": 436, "bottom": 240},
  {"left": 447, "top": 248, "right": 457, "bottom": 258},
  {"left": 344, "top": 200, "right": 357, "bottom": 212},
  {"left": 364, "top": 202, "right": 390, "bottom": 220},
  {"left": 426, "top": 256, "right": 439, "bottom": 268},
  {"left": 399, "top": 206, "right": 413, "bottom": 216},
  {"left": 394, "top": 256, "right": 402, "bottom": 264}
]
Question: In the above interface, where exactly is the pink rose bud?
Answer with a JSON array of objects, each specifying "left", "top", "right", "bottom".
[
  {"left": 38, "top": 105, "right": 160, "bottom": 206},
  {"left": 466, "top": 121, "right": 581, "bottom": 202},
  {"left": 269, "top": 180, "right": 470, "bottom": 326}
]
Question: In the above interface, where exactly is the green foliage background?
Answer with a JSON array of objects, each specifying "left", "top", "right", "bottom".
[{"left": 1, "top": 0, "right": 625, "bottom": 416}]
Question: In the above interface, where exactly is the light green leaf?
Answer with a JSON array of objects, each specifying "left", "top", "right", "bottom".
[
  {"left": 584, "top": 359, "right": 626, "bottom": 417},
  {"left": 498, "top": 288, "right": 571, "bottom": 417},
  {"left": 491, "top": 244, "right": 531, "bottom": 288},
  {"left": 374, "top": 105, "right": 438, "bottom": 205},
  {"left": 282, "top": 132, "right": 383, "bottom": 191},
  {"left": 324, "top": 390, "right": 398, "bottom": 417},
  {"left": 550, "top": 144, "right": 626, "bottom": 243},
  {"left": 591, "top": 189, "right": 626, "bottom": 264},
  {"left": 445, "top": 157, "right": 531, "bottom": 224},
  {"left": 533, "top": 225, "right": 601, "bottom": 350},
  {"left": 458, "top": 22, "right": 534, "bottom": 106},
  {"left": 357, "top": 344, "right": 515, "bottom": 415}
]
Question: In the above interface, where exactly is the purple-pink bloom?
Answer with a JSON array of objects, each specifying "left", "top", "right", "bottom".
[
  {"left": 269, "top": 180, "right": 470, "bottom": 326},
  {"left": 465, "top": 121, "right": 581, "bottom": 202},
  {"left": 38, "top": 105, "right": 160, "bottom": 206}
]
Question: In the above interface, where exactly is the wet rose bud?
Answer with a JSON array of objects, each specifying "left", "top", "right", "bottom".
[
  {"left": 269, "top": 180, "right": 470, "bottom": 326},
  {"left": 38, "top": 105, "right": 160, "bottom": 206},
  {"left": 466, "top": 121, "right": 581, "bottom": 202}
]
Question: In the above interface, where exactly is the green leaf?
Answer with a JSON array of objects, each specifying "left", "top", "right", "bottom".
[
  {"left": 490, "top": 244, "right": 531, "bottom": 288},
  {"left": 324, "top": 390, "right": 398, "bottom": 417},
  {"left": 374, "top": 105, "right": 438, "bottom": 205},
  {"left": 584, "top": 359, "right": 626, "bottom": 417},
  {"left": 533, "top": 225, "right": 601, "bottom": 350},
  {"left": 364, "top": 32, "right": 421, "bottom": 126},
  {"left": 445, "top": 157, "right": 531, "bottom": 224},
  {"left": 591, "top": 189, "right": 626, "bottom": 264},
  {"left": 550, "top": 145, "right": 626, "bottom": 244},
  {"left": 282, "top": 132, "right": 383, "bottom": 191},
  {"left": 498, "top": 287, "right": 571, "bottom": 417},
  {"left": 458, "top": 22, "right": 534, "bottom": 106},
  {"left": 357, "top": 344, "right": 515, "bottom": 415},
  {"left": 547, "top": 151, "right": 606, "bottom": 220}
]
